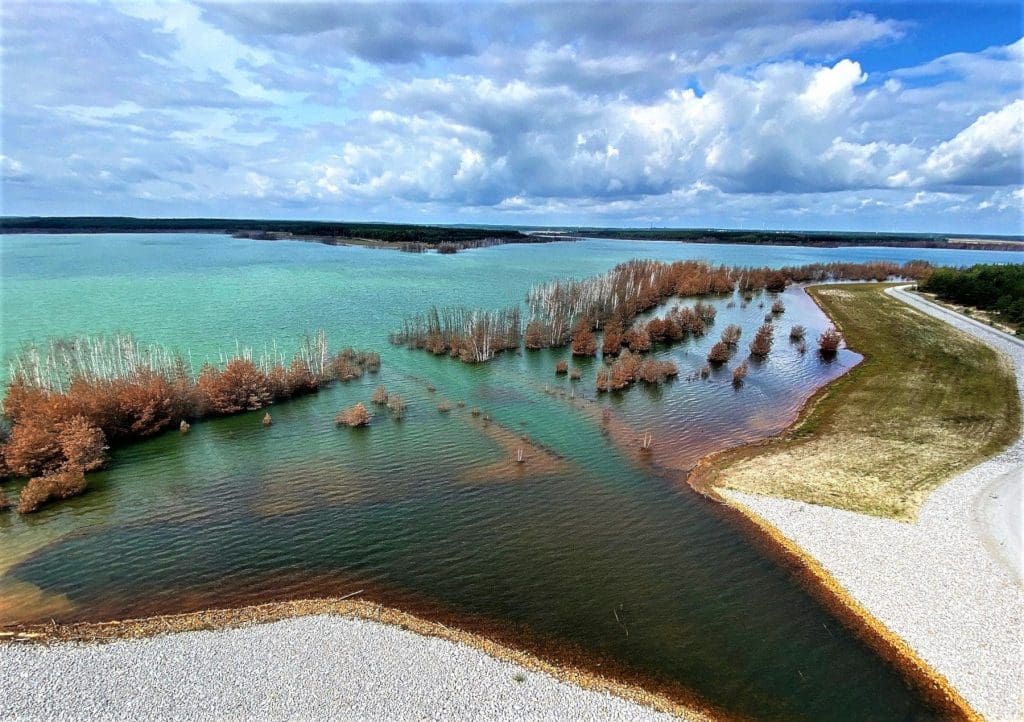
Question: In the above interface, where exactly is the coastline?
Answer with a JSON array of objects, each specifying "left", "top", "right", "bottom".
[{"left": 691, "top": 285, "right": 1023, "bottom": 721}]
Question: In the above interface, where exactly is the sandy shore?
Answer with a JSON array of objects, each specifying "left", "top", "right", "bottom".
[
  {"left": 1, "top": 613, "right": 686, "bottom": 721},
  {"left": 723, "top": 285, "right": 1023, "bottom": 721}
]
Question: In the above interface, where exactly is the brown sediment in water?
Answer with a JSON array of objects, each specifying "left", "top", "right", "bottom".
[
  {"left": 0, "top": 578, "right": 74, "bottom": 621},
  {"left": 459, "top": 413, "right": 573, "bottom": 483},
  {"left": 686, "top": 477, "right": 980, "bottom": 721},
  {"left": 1, "top": 593, "right": 719, "bottom": 722}
]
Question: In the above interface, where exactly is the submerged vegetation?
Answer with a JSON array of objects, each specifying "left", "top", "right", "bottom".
[
  {"left": 597, "top": 350, "right": 678, "bottom": 392},
  {"left": 818, "top": 327, "right": 843, "bottom": 356},
  {"left": 391, "top": 306, "right": 522, "bottom": 362},
  {"left": 394, "top": 260, "right": 928, "bottom": 373},
  {"left": 749, "top": 323, "right": 775, "bottom": 358},
  {"left": 0, "top": 331, "right": 380, "bottom": 513},
  {"left": 336, "top": 402, "right": 372, "bottom": 428},
  {"left": 705, "top": 284, "right": 1020, "bottom": 519},
  {"left": 524, "top": 259, "right": 925, "bottom": 354}
]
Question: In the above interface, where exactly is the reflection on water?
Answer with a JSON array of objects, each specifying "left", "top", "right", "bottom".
[{"left": 1, "top": 234, "right": 1000, "bottom": 719}]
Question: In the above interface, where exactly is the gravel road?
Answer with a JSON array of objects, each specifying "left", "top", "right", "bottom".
[
  {"left": 1, "top": 614, "right": 683, "bottom": 721},
  {"left": 725, "top": 285, "right": 1023, "bottom": 721}
]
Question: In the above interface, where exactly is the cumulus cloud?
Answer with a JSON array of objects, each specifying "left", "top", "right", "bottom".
[
  {"left": 922, "top": 100, "right": 1024, "bottom": 186},
  {"left": 1, "top": 1, "right": 1021, "bottom": 233}
]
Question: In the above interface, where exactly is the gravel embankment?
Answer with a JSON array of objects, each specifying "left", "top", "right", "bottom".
[
  {"left": 1, "top": 614, "right": 682, "bottom": 721},
  {"left": 725, "top": 285, "right": 1023, "bottom": 722}
]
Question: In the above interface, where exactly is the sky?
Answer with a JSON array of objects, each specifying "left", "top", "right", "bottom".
[{"left": 1, "top": 1, "right": 1022, "bottom": 234}]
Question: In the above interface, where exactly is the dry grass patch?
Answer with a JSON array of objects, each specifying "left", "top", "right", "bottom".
[{"left": 707, "top": 283, "right": 1020, "bottom": 520}]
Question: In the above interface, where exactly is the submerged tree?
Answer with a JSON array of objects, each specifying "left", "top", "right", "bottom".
[
  {"left": 749, "top": 323, "right": 775, "bottom": 358},
  {"left": 571, "top": 318, "right": 597, "bottom": 356},
  {"left": 623, "top": 325, "right": 651, "bottom": 353},
  {"left": 602, "top": 319, "right": 624, "bottom": 356},
  {"left": 732, "top": 361, "right": 749, "bottom": 386},
  {"left": 637, "top": 359, "right": 679, "bottom": 384},
  {"left": 392, "top": 306, "right": 522, "bottom": 363},
  {"left": 335, "top": 402, "right": 372, "bottom": 428},
  {"left": 720, "top": 324, "right": 742, "bottom": 347},
  {"left": 387, "top": 395, "right": 407, "bottom": 420},
  {"left": 819, "top": 327, "right": 843, "bottom": 356},
  {"left": 524, "top": 320, "right": 547, "bottom": 350},
  {"left": 707, "top": 342, "right": 731, "bottom": 364},
  {"left": 17, "top": 467, "right": 87, "bottom": 514}
]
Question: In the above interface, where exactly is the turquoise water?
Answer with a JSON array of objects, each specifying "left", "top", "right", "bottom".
[{"left": 2, "top": 234, "right": 1015, "bottom": 719}]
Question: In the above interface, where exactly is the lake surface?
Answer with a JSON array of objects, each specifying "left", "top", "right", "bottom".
[{"left": 1, "top": 234, "right": 1017, "bottom": 719}]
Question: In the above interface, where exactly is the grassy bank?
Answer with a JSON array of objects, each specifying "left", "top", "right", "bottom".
[{"left": 702, "top": 283, "right": 1020, "bottom": 520}]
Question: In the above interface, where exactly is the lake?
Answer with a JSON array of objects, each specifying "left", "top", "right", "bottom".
[{"left": 1, "top": 234, "right": 1018, "bottom": 719}]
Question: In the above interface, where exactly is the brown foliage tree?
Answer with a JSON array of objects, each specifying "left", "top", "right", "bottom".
[
  {"left": 571, "top": 318, "right": 597, "bottom": 356},
  {"left": 524, "top": 320, "right": 547, "bottom": 350},
  {"left": 555, "top": 360, "right": 568, "bottom": 374},
  {"left": 819, "top": 327, "right": 843, "bottom": 355},
  {"left": 749, "top": 323, "right": 775, "bottom": 358},
  {"left": 285, "top": 358, "right": 320, "bottom": 396},
  {"left": 707, "top": 342, "right": 731, "bottom": 364},
  {"left": 765, "top": 272, "right": 787, "bottom": 292},
  {"left": 371, "top": 385, "right": 389, "bottom": 405},
  {"left": 789, "top": 325, "right": 806, "bottom": 340},
  {"left": 732, "top": 361, "right": 749, "bottom": 386},
  {"left": 771, "top": 299, "right": 785, "bottom": 314},
  {"left": 197, "top": 359, "right": 272, "bottom": 415},
  {"left": 57, "top": 416, "right": 106, "bottom": 472},
  {"left": 637, "top": 359, "right": 679, "bottom": 384},
  {"left": 336, "top": 402, "right": 372, "bottom": 427},
  {"left": 623, "top": 326, "right": 651, "bottom": 353},
  {"left": 646, "top": 317, "right": 669, "bottom": 343},
  {"left": 602, "top": 319, "right": 624, "bottom": 355},
  {"left": 4, "top": 416, "right": 63, "bottom": 477},
  {"left": 694, "top": 301, "right": 717, "bottom": 323},
  {"left": 17, "top": 467, "right": 88, "bottom": 514},
  {"left": 720, "top": 324, "right": 742, "bottom": 346}
]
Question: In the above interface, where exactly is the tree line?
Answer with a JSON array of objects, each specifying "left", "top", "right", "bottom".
[{"left": 920, "top": 264, "right": 1024, "bottom": 333}]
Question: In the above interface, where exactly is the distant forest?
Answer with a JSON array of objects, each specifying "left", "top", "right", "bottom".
[
  {"left": 0, "top": 217, "right": 528, "bottom": 246},
  {"left": 1, "top": 217, "right": 1021, "bottom": 251}
]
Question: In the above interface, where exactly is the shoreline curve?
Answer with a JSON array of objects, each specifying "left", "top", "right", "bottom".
[{"left": 689, "top": 283, "right": 1022, "bottom": 721}]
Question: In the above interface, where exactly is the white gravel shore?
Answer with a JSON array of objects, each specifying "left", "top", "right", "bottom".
[
  {"left": 724, "top": 285, "right": 1024, "bottom": 722},
  {"left": 0, "top": 614, "right": 682, "bottom": 721}
]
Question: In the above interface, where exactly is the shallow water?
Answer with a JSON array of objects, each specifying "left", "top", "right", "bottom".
[{"left": 1, "top": 234, "right": 1016, "bottom": 719}]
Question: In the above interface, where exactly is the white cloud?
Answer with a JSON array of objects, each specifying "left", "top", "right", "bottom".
[{"left": 922, "top": 100, "right": 1024, "bottom": 186}]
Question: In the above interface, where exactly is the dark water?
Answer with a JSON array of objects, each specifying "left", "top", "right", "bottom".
[{"left": 3, "top": 234, "right": 1011, "bottom": 719}]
